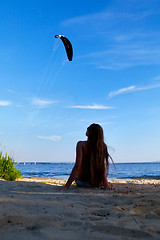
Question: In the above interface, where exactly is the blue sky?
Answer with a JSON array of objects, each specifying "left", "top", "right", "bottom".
[{"left": 0, "top": 0, "right": 160, "bottom": 163}]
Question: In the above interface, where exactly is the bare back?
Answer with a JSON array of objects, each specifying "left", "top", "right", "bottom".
[{"left": 76, "top": 141, "right": 91, "bottom": 182}]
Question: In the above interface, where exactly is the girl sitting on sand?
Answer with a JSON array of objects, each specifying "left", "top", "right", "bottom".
[{"left": 60, "top": 123, "right": 114, "bottom": 190}]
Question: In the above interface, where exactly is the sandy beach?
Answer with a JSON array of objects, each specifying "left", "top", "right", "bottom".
[{"left": 0, "top": 178, "right": 160, "bottom": 240}]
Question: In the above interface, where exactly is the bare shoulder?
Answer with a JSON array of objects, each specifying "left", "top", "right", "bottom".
[
  {"left": 76, "top": 141, "right": 88, "bottom": 159},
  {"left": 76, "top": 141, "right": 87, "bottom": 149}
]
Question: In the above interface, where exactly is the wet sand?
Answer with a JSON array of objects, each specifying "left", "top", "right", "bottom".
[{"left": 0, "top": 177, "right": 160, "bottom": 240}]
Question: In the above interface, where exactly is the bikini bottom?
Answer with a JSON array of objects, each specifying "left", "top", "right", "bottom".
[{"left": 76, "top": 179, "right": 91, "bottom": 187}]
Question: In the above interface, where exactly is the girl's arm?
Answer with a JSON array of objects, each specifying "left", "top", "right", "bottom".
[
  {"left": 103, "top": 165, "right": 114, "bottom": 190},
  {"left": 103, "top": 144, "right": 114, "bottom": 190},
  {"left": 103, "top": 166, "right": 109, "bottom": 188},
  {"left": 61, "top": 141, "right": 83, "bottom": 190}
]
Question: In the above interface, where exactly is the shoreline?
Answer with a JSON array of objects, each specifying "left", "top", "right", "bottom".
[
  {"left": 16, "top": 162, "right": 160, "bottom": 181},
  {"left": 0, "top": 177, "right": 160, "bottom": 239},
  {"left": 18, "top": 176, "right": 160, "bottom": 185}
]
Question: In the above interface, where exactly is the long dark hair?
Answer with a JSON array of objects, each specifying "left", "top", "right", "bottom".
[{"left": 87, "top": 123, "right": 113, "bottom": 187}]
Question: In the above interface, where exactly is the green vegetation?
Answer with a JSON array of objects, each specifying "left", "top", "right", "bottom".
[{"left": 0, "top": 151, "right": 22, "bottom": 181}]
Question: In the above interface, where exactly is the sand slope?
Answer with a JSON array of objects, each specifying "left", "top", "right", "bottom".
[{"left": 0, "top": 178, "right": 160, "bottom": 240}]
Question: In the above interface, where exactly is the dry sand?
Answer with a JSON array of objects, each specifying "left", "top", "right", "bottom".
[{"left": 0, "top": 177, "right": 160, "bottom": 240}]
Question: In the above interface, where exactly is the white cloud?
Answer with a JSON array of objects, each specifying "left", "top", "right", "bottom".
[
  {"left": 109, "top": 86, "right": 136, "bottom": 98},
  {"left": 7, "top": 89, "right": 16, "bottom": 94},
  {"left": 80, "top": 45, "right": 160, "bottom": 70},
  {"left": 136, "top": 84, "right": 160, "bottom": 91},
  {"left": 68, "top": 104, "right": 114, "bottom": 110},
  {"left": 108, "top": 84, "right": 160, "bottom": 98},
  {"left": 80, "top": 119, "right": 114, "bottom": 126},
  {"left": 153, "top": 75, "right": 160, "bottom": 81},
  {"left": 0, "top": 100, "right": 12, "bottom": 106},
  {"left": 31, "top": 98, "right": 57, "bottom": 108},
  {"left": 61, "top": 11, "right": 114, "bottom": 26},
  {"left": 37, "top": 135, "right": 61, "bottom": 141},
  {"left": 98, "top": 121, "right": 114, "bottom": 126},
  {"left": 61, "top": 6, "right": 160, "bottom": 70},
  {"left": 16, "top": 104, "right": 24, "bottom": 108},
  {"left": 61, "top": 8, "right": 154, "bottom": 27}
]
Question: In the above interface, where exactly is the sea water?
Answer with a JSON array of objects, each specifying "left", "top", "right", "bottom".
[{"left": 17, "top": 162, "right": 160, "bottom": 180}]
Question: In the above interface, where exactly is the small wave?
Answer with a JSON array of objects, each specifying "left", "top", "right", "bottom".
[{"left": 118, "top": 175, "right": 160, "bottom": 180}]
